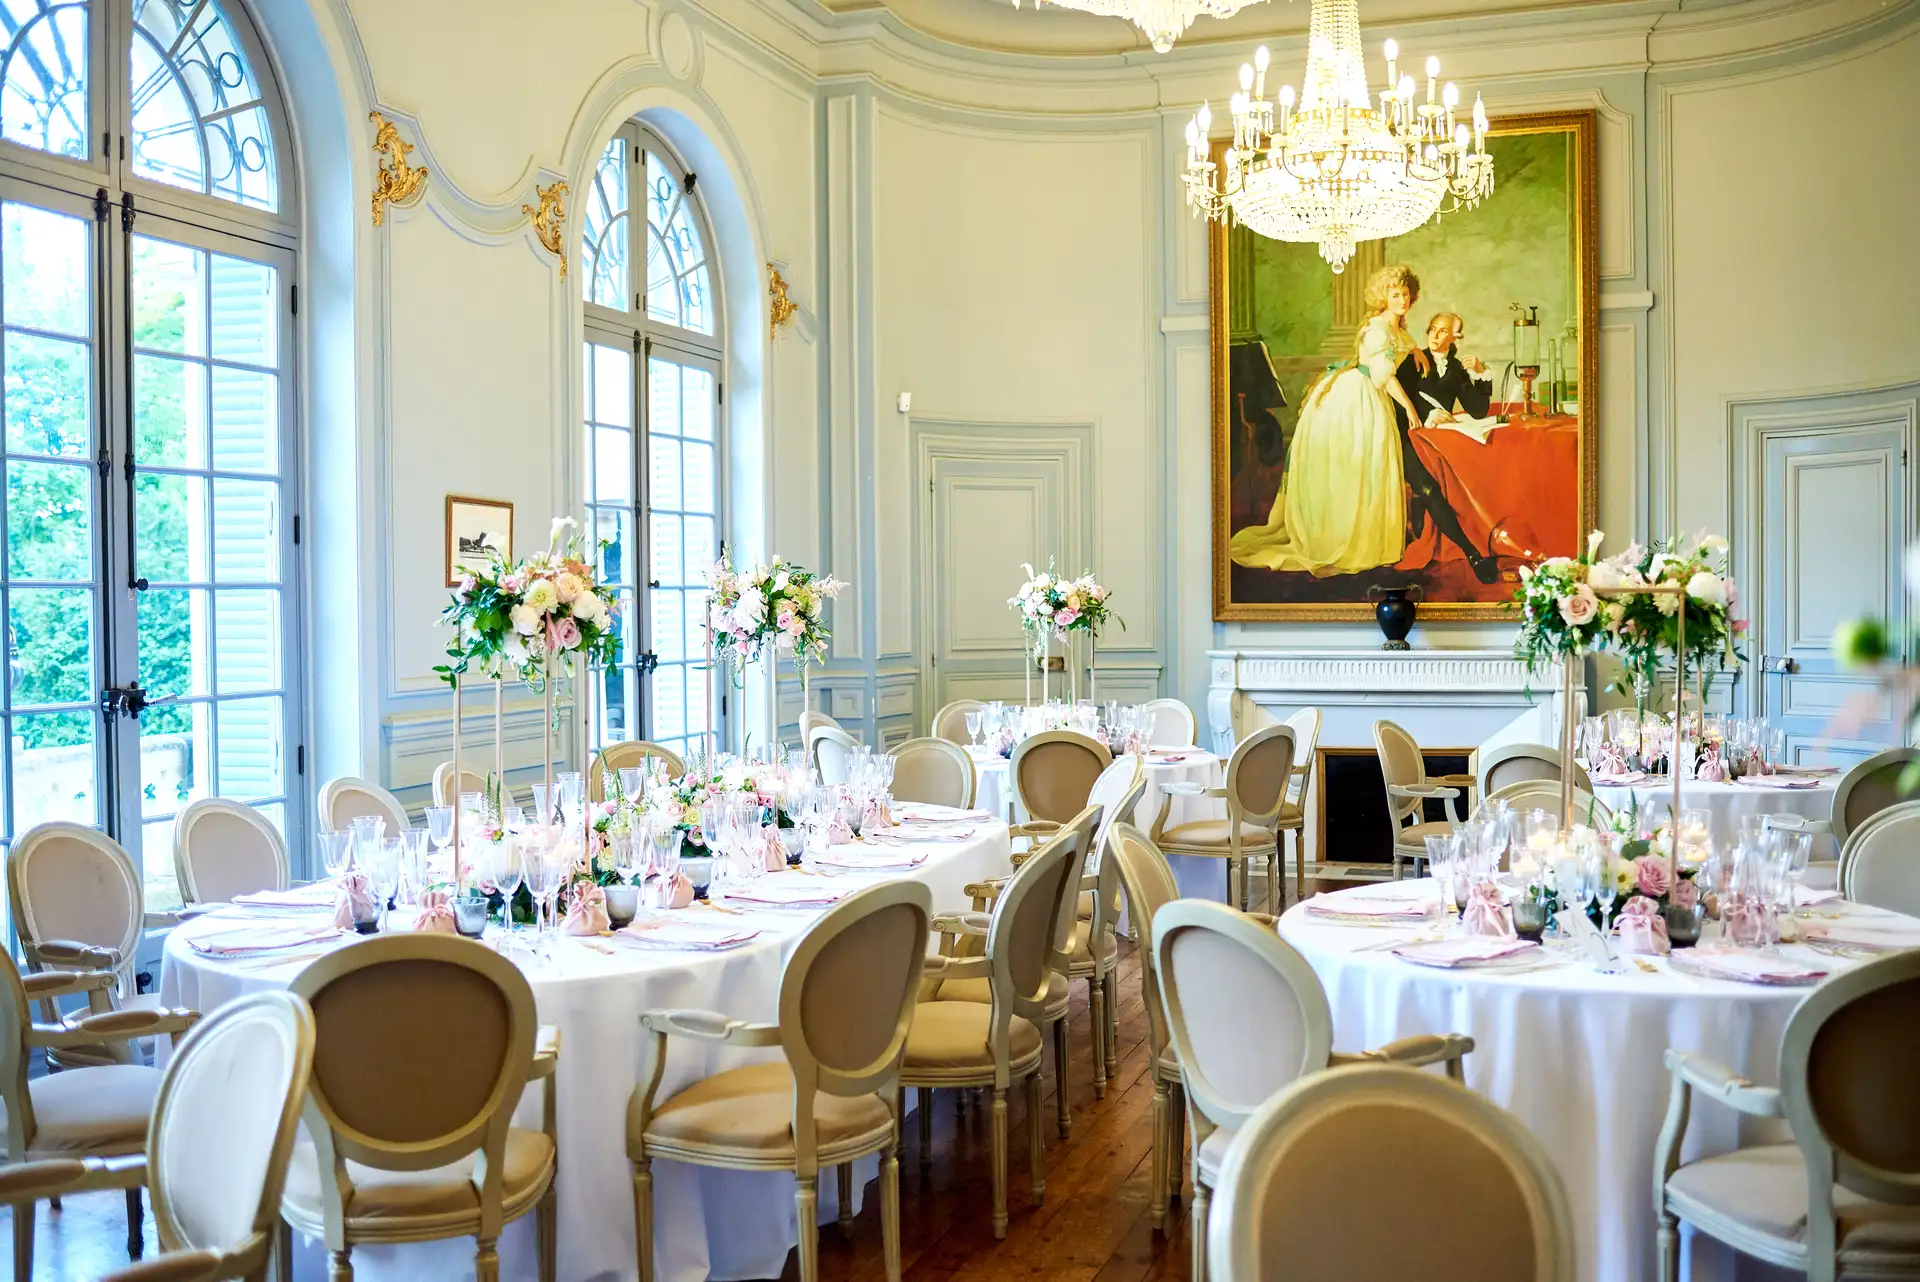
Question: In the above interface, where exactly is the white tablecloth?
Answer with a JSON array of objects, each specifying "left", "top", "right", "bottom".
[
  {"left": 161, "top": 822, "right": 1012, "bottom": 1282},
  {"left": 1277, "top": 881, "right": 1899, "bottom": 1282},
  {"left": 1590, "top": 776, "right": 1840, "bottom": 862}
]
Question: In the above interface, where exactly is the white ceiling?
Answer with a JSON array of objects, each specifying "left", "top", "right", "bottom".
[{"left": 817, "top": 0, "right": 1633, "bottom": 57}]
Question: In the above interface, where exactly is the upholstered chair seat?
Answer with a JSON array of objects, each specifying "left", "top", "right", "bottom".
[
  {"left": 643, "top": 1062, "right": 895, "bottom": 1161},
  {"left": 1152, "top": 725, "right": 1296, "bottom": 914},
  {"left": 281, "top": 1129, "right": 554, "bottom": 1229},
  {"left": 1159, "top": 819, "right": 1281, "bottom": 849},
  {"left": 1665, "top": 1144, "right": 1920, "bottom": 1261},
  {"left": 934, "top": 970, "right": 1067, "bottom": 1012},
  {"left": 903, "top": 1003, "right": 1044, "bottom": 1076},
  {"left": 6, "top": 1064, "right": 159, "bottom": 1157}
]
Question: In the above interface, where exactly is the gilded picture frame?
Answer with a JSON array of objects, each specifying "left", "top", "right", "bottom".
[{"left": 1211, "top": 109, "right": 1600, "bottom": 622}]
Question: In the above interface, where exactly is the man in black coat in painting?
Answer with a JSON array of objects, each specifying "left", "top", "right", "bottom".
[{"left": 1392, "top": 311, "right": 1500, "bottom": 584}]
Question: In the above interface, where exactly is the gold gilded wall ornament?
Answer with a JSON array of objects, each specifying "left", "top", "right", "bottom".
[
  {"left": 523, "top": 181, "right": 570, "bottom": 278},
  {"left": 369, "top": 112, "right": 427, "bottom": 227},
  {"left": 767, "top": 263, "right": 797, "bottom": 341}
]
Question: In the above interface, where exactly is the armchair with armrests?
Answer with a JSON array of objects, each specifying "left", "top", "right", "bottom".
[
  {"left": 1655, "top": 949, "right": 1920, "bottom": 1281},
  {"left": 1, "top": 942, "right": 201, "bottom": 1275},
  {"left": 1153, "top": 899, "right": 1475, "bottom": 1281},
  {"left": 1006, "top": 730, "right": 1110, "bottom": 851},
  {"left": 1374, "top": 720, "right": 1471, "bottom": 880},
  {"left": 1152, "top": 725, "right": 1294, "bottom": 914}
]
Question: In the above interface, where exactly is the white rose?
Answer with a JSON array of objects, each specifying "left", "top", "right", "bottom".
[
  {"left": 1686, "top": 571, "right": 1727, "bottom": 607},
  {"left": 734, "top": 587, "right": 766, "bottom": 630},
  {"left": 510, "top": 604, "right": 541, "bottom": 636},
  {"left": 556, "top": 572, "right": 585, "bottom": 603},
  {"left": 524, "top": 578, "right": 559, "bottom": 614},
  {"left": 773, "top": 570, "right": 790, "bottom": 592},
  {"left": 576, "top": 591, "right": 608, "bottom": 624}
]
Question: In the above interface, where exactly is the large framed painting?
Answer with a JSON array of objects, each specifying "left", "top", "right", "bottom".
[{"left": 1211, "top": 110, "right": 1598, "bottom": 622}]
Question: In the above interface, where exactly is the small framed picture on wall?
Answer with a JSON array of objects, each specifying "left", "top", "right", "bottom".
[{"left": 445, "top": 495, "right": 513, "bottom": 585}]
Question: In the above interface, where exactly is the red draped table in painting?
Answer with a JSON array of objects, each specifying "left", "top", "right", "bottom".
[{"left": 1399, "top": 410, "right": 1579, "bottom": 574}]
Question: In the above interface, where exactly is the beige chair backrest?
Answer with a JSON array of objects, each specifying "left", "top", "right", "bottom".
[
  {"left": 1839, "top": 800, "right": 1920, "bottom": 917},
  {"left": 1282, "top": 707, "right": 1321, "bottom": 803},
  {"left": 889, "top": 737, "right": 976, "bottom": 809},
  {"left": 147, "top": 992, "right": 315, "bottom": 1266},
  {"left": 7, "top": 821, "right": 143, "bottom": 989},
  {"left": 1, "top": 944, "right": 50, "bottom": 1152},
  {"left": 809, "top": 724, "right": 862, "bottom": 786},
  {"left": 1478, "top": 743, "right": 1593, "bottom": 799},
  {"left": 1010, "top": 730, "right": 1112, "bottom": 827},
  {"left": 1832, "top": 747, "right": 1920, "bottom": 849},
  {"left": 290, "top": 934, "right": 537, "bottom": 1242},
  {"left": 778, "top": 880, "right": 933, "bottom": 1178},
  {"left": 431, "top": 762, "right": 491, "bottom": 809},
  {"left": 983, "top": 813, "right": 1094, "bottom": 1082},
  {"left": 1152, "top": 898, "right": 1332, "bottom": 1136},
  {"left": 1779, "top": 949, "right": 1920, "bottom": 1258},
  {"left": 1373, "top": 720, "right": 1429, "bottom": 825},
  {"left": 317, "top": 776, "right": 410, "bottom": 836},
  {"left": 1208, "top": 1065, "right": 1576, "bottom": 1282},
  {"left": 1485, "top": 778, "right": 1612, "bottom": 830},
  {"left": 800, "top": 710, "right": 842, "bottom": 742},
  {"left": 1087, "top": 754, "right": 1147, "bottom": 860},
  {"left": 1110, "top": 823, "right": 1180, "bottom": 1060},
  {"left": 930, "top": 699, "right": 983, "bottom": 746},
  {"left": 1225, "top": 724, "right": 1296, "bottom": 830},
  {"left": 588, "top": 740, "right": 686, "bottom": 801},
  {"left": 1142, "top": 698, "right": 1198, "bottom": 748},
  {"left": 173, "top": 798, "right": 289, "bottom": 905}
]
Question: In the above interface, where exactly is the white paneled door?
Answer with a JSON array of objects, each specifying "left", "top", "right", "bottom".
[
  {"left": 919, "top": 440, "right": 1080, "bottom": 711},
  {"left": 1753, "top": 416, "right": 1912, "bottom": 763}
]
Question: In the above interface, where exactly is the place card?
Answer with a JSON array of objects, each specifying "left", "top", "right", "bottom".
[{"left": 1556, "top": 909, "right": 1621, "bottom": 970}]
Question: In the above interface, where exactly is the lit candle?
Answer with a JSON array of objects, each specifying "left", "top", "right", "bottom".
[
  {"left": 1278, "top": 83, "right": 1295, "bottom": 133},
  {"left": 1473, "top": 93, "right": 1488, "bottom": 152},
  {"left": 1426, "top": 55, "right": 1439, "bottom": 104},
  {"left": 1384, "top": 38, "right": 1398, "bottom": 89},
  {"left": 1254, "top": 45, "right": 1270, "bottom": 100},
  {"left": 1442, "top": 81, "right": 1458, "bottom": 133}
]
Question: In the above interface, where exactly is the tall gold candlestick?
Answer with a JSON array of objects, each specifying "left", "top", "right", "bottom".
[{"left": 451, "top": 673, "right": 463, "bottom": 892}]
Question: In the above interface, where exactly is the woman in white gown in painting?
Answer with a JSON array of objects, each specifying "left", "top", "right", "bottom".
[{"left": 1229, "top": 263, "right": 1429, "bottom": 576}]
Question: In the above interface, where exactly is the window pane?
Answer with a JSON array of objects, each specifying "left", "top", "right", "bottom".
[
  {"left": 583, "top": 135, "right": 628, "bottom": 311},
  {"left": 8, "top": 458, "right": 90, "bottom": 580},
  {"left": 650, "top": 587, "right": 682, "bottom": 664},
  {"left": 591, "top": 507, "right": 629, "bottom": 586},
  {"left": 650, "top": 514, "right": 682, "bottom": 587},
  {"left": 649, "top": 437, "right": 682, "bottom": 511},
  {"left": 592, "top": 343, "right": 630, "bottom": 428},
  {"left": 209, "top": 365, "right": 277, "bottom": 473},
  {"left": 6, "top": 332, "right": 90, "bottom": 457},
  {"left": 132, "top": 236, "right": 208, "bottom": 357},
  {"left": 140, "top": 818, "right": 181, "bottom": 910},
  {"left": 212, "top": 478, "right": 277, "bottom": 581},
  {"left": 685, "top": 662, "right": 710, "bottom": 740},
  {"left": 681, "top": 366, "right": 713, "bottom": 441},
  {"left": 596, "top": 664, "right": 631, "bottom": 746},
  {"left": 209, "top": 253, "right": 276, "bottom": 365},
  {"left": 139, "top": 700, "right": 206, "bottom": 816},
  {"left": 648, "top": 356, "right": 681, "bottom": 432},
  {"left": 681, "top": 442, "right": 715, "bottom": 516},
  {"left": 682, "top": 516, "right": 714, "bottom": 584},
  {"left": 0, "top": 2, "right": 88, "bottom": 161},
  {"left": 215, "top": 695, "right": 281, "bottom": 796},
  {"left": 3, "top": 202, "right": 89, "bottom": 336},
  {"left": 593, "top": 427, "right": 629, "bottom": 504},
  {"left": 651, "top": 666, "right": 685, "bottom": 742},
  {"left": 11, "top": 709, "right": 95, "bottom": 828},
  {"left": 9, "top": 586, "right": 91, "bottom": 705},
  {"left": 130, "top": 0, "right": 278, "bottom": 211},
  {"left": 139, "top": 588, "right": 210, "bottom": 698},
  {"left": 137, "top": 471, "right": 208, "bottom": 582},
  {"left": 135, "top": 355, "right": 209, "bottom": 466},
  {"left": 213, "top": 590, "right": 279, "bottom": 692}
]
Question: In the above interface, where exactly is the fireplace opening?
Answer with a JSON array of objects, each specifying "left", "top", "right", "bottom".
[{"left": 1318, "top": 747, "right": 1473, "bottom": 875}]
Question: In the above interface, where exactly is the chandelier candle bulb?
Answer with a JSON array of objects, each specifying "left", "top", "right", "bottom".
[
  {"left": 1426, "top": 55, "right": 1439, "bottom": 103},
  {"left": 1384, "top": 37, "right": 1397, "bottom": 87},
  {"left": 1254, "top": 44, "right": 1269, "bottom": 97}
]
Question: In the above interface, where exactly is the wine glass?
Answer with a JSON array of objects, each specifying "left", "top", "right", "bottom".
[
  {"left": 489, "top": 836, "right": 526, "bottom": 943},
  {"left": 317, "top": 828, "right": 351, "bottom": 881},
  {"left": 557, "top": 772, "right": 585, "bottom": 827},
  {"left": 1424, "top": 834, "right": 1457, "bottom": 913},
  {"left": 964, "top": 709, "right": 983, "bottom": 747},
  {"left": 348, "top": 814, "right": 385, "bottom": 870},
  {"left": 399, "top": 827, "right": 429, "bottom": 905},
  {"left": 618, "top": 766, "right": 645, "bottom": 803},
  {"left": 1780, "top": 830, "right": 1813, "bottom": 912},
  {"left": 425, "top": 805, "right": 454, "bottom": 864},
  {"left": 1593, "top": 840, "right": 1618, "bottom": 924},
  {"left": 372, "top": 838, "right": 403, "bottom": 931},
  {"left": 530, "top": 784, "right": 554, "bottom": 827}
]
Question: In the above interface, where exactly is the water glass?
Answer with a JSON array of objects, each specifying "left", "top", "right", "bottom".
[
  {"left": 1424, "top": 834, "right": 1458, "bottom": 912},
  {"left": 316, "top": 828, "right": 352, "bottom": 880},
  {"left": 348, "top": 814, "right": 385, "bottom": 869},
  {"left": 372, "top": 838, "right": 403, "bottom": 930},
  {"left": 425, "top": 805, "right": 454, "bottom": 856},
  {"left": 399, "top": 827, "right": 429, "bottom": 904},
  {"left": 965, "top": 710, "right": 983, "bottom": 746},
  {"left": 488, "top": 837, "right": 526, "bottom": 934},
  {"left": 618, "top": 766, "right": 646, "bottom": 802}
]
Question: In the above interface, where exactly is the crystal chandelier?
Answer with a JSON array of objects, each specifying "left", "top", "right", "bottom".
[
  {"left": 1179, "top": 0, "right": 1494, "bottom": 272},
  {"left": 1010, "top": 0, "right": 1266, "bottom": 55}
]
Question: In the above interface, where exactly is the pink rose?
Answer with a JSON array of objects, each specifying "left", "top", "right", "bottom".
[
  {"left": 1635, "top": 856, "right": 1673, "bottom": 898},
  {"left": 548, "top": 616, "right": 582, "bottom": 652},
  {"left": 1558, "top": 585, "right": 1598, "bottom": 626},
  {"left": 1056, "top": 607, "right": 1080, "bottom": 628},
  {"left": 1671, "top": 877, "right": 1698, "bottom": 910}
]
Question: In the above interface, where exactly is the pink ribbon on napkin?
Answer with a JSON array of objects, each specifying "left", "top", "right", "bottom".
[
  {"left": 1613, "top": 895, "right": 1670, "bottom": 954},
  {"left": 860, "top": 797, "right": 893, "bottom": 832},
  {"left": 1720, "top": 893, "right": 1775, "bottom": 947},
  {"left": 1122, "top": 731, "right": 1147, "bottom": 756},
  {"left": 826, "top": 811, "right": 854, "bottom": 846},
  {"left": 331, "top": 871, "right": 377, "bottom": 930},
  {"left": 1593, "top": 742, "right": 1627, "bottom": 776},
  {"left": 1744, "top": 746, "right": 1770, "bottom": 777},
  {"left": 413, "top": 889, "right": 458, "bottom": 935},
  {"left": 1695, "top": 745, "right": 1726, "bottom": 783},
  {"left": 1460, "top": 881, "right": 1514, "bottom": 938},
  {"left": 562, "top": 883, "right": 611, "bottom": 936},
  {"left": 760, "top": 825, "right": 789, "bottom": 873},
  {"left": 645, "top": 872, "right": 695, "bottom": 910}
]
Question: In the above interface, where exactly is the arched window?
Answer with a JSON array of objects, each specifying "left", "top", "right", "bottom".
[
  {"left": 581, "top": 123, "right": 723, "bottom": 764},
  {"left": 0, "top": 0, "right": 299, "bottom": 909}
]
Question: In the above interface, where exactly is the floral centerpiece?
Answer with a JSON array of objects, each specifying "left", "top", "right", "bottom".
[
  {"left": 436, "top": 517, "right": 623, "bottom": 688},
  {"left": 705, "top": 548, "right": 844, "bottom": 677},
  {"left": 1510, "top": 531, "right": 1617, "bottom": 672},
  {"left": 1009, "top": 561, "right": 1120, "bottom": 643},
  {"left": 1597, "top": 532, "right": 1744, "bottom": 696}
]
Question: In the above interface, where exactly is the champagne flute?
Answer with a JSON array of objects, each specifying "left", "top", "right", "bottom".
[
  {"left": 964, "top": 709, "right": 983, "bottom": 747},
  {"left": 490, "top": 836, "right": 526, "bottom": 943},
  {"left": 400, "top": 826, "right": 429, "bottom": 905},
  {"left": 317, "top": 828, "right": 351, "bottom": 881},
  {"left": 372, "top": 838, "right": 403, "bottom": 931}
]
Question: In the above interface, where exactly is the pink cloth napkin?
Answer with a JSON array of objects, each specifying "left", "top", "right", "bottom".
[
  {"left": 867, "top": 826, "right": 975, "bottom": 846},
  {"left": 721, "top": 878, "right": 851, "bottom": 909},
  {"left": 1673, "top": 945, "right": 1827, "bottom": 985},
  {"left": 562, "top": 883, "right": 611, "bottom": 936},
  {"left": 1460, "top": 882, "right": 1515, "bottom": 938},
  {"left": 813, "top": 848, "right": 929, "bottom": 872},
  {"left": 188, "top": 922, "right": 342, "bottom": 957},
  {"left": 614, "top": 918, "right": 762, "bottom": 951},
  {"left": 1307, "top": 895, "right": 1435, "bottom": 923},
  {"left": 1614, "top": 896, "right": 1670, "bottom": 955},
  {"left": 232, "top": 883, "right": 335, "bottom": 912},
  {"left": 331, "top": 872, "right": 377, "bottom": 931},
  {"left": 897, "top": 804, "right": 993, "bottom": 822},
  {"left": 1801, "top": 922, "right": 1920, "bottom": 952},
  {"left": 413, "top": 890, "right": 458, "bottom": 935},
  {"left": 1391, "top": 937, "right": 1538, "bottom": 968}
]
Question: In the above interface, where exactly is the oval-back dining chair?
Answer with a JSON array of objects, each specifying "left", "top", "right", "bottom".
[
  {"left": 889, "top": 736, "right": 976, "bottom": 809},
  {"left": 931, "top": 699, "right": 984, "bottom": 747},
  {"left": 432, "top": 762, "right": 491, "bottom": 808},
  {"left": 173, "top": 797, "right": 289, "bottom": 906},
  {"left": 1838, "top": 799, "right": 1920, "bottom": 917},
  {"left": 315, "top": 776, "right": 410, "bottom": 837},
  {"left": 1142, "top": 698, "right": 1198, "bottom": 748},
  {"left": 588, "top": 740, "right": 686, "bottom": 801},
  {"left": 809, "top": 725, "right": 862, "bottom": 787}
]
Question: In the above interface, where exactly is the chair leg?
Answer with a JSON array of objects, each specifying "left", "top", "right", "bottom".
[
  {"left": 537, "top": 1183, "right": 557, "bottom": 1282},
  {"left": 1393, "top": 850, "right": 1405, "bottom": 881},
  {"left": 918, "top": 1086, "right": 934, "bottom": 1167},
  {"left": 275, "top": 1222, "right": 294, "bottom": 1282},
  {"left": 13, "top": 1200, "right": 34, "bottom": 1282},
  {"left": 1656, "top": 1208, "right": 1679, "bottom": 1282},
  {"left": 1191, "top": 1180, "right": 1212, "bottom": 1282},
  {"left": 794, "top": 1176, "right": 820, "bottom": 1282},
  {"left": 125, "top": 1185, "right": 144, "bottom": 1258},
  {"left": 990, "top": 1088, "right": 1010, "bottom": 1239},
  {"left": 1168, "top": 1090, "right": 1186, "bottom": 1209},
  {"left": 1293, "top": 828, "right": 1305, "bottom": 906},
  {"left": 1051, "top": 1019, "right": 1072, "bottom": 1139},
  {"left": 881, "top": 1145, "right": 902, "bottom": 1282},
  {"left": 1098, "top": 974, "right": 1113, "bottom": 1097},
  {"left": 893, "top": 1087, "right": 905, "bottom": 1158},
  {"left": 328, "top": 1248, "right": 354, "bottom": 1282},
  {"left": 837, "top": 1164, "right": 855, "bottom": 1241},
  {"left": 1026, "top": 1068, "right": 1046, "bottom": 1206},
  {"left": 474, "top": 1237, "right": 499, "bottom": 1282},
  {"left": 1102, "top": 972, "right": 1119, "bottom": 1086},
  {"left": 1149, "top": 1076, "right": 1170, "bottom": 1233},
  {"left": 633, "top": 1157, "right": 655, "bottom": 1282}
]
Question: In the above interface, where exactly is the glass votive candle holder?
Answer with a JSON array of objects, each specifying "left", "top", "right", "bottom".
[
  {"left": 453, "top": 891, "right": 490, "bottom": 938},
  {"left": 1512, "top": 895, "right": 1550, "bottom": 942},
  {"left": 1663, "top": 902, "right": 1702, "bottom": 948}
]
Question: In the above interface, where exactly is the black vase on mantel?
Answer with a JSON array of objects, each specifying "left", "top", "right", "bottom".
[{"left": 1372, "top": 586, "right": 1418, "bottom": 651}]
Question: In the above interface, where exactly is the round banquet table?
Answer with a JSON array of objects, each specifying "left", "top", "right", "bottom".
[
  {"left": 1590, "top": 775, "right": 1840, "bottom": 862},
  {"left": 1277, "top": 880, "right": 1902, "bottom": 1282},
  {"left": 161, "top": 819, "right": 1012, "bottom": 1282}
]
